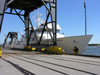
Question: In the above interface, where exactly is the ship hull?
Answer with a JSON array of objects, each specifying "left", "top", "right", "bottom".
[
  {"left": 5, "top": 35, "right": 92, "bottom": 54},
  {"left": 57, "top": 35, "right": 92, "bottom": 54},
  {"left": 29, "top": 35, "right": 93, "bottom": 54}
]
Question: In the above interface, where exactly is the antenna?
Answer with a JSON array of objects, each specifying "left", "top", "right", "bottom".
[{"left": 84, "top": 0, "right": 87, "bottom": 35}]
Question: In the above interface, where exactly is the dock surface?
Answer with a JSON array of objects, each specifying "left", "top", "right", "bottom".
[{"left": 0, "top": 48, "right": 100, "bottom": 75}]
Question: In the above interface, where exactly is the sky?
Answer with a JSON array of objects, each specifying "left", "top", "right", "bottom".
[{"left": 0, "top": 0, "right": 100, "bottom": 44}]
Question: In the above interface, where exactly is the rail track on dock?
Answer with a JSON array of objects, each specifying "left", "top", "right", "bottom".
[
  {"left": 1, "top": 58, "right": 36, "bottom": 75},
  {"left": 2, "top": 54, "right": 68, "bottom": 75},
  {"left": 2, "top": 48, "right": 100, "bottom": 75},
  {"left": 2, "top": 53, "right": 99, "bottom": 75}
]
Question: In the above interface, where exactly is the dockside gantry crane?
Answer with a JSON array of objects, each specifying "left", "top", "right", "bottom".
[{"left": 0, "top": 0, "right": 57, "bottom": 47}]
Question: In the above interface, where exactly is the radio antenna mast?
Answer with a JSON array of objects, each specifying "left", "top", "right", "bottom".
[{"left": 84, "top": 0, "right": 87, "bottom": 35}]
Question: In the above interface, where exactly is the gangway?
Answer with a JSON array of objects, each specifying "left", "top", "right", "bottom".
[{"left": 0, "top": 0, "right": 57, "bottom": 47}]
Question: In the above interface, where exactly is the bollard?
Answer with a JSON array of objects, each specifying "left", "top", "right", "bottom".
[
  {"left": 32, "top": 48, "right": 36, "bottom": 51},
  {"left": 0, "top": 47, "right": 2, "bottom": 58},
  {"left": 48, "top": 46, "right": 63, "bottom": 54},
  {"left": 24, "top": 46, "right": 32, "bottom": 50},
  {"left": 73, "top": 46, "right": 79, "bottom": 54},
  {"left": 41, "top": 48, "right": 46, "bottom": 52}
]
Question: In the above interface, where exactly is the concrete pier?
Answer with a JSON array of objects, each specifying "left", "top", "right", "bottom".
[{"left": 0, "top": 48, "right": 100, "bottom": 75}]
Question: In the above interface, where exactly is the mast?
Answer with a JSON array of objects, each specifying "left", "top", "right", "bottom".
[
  {"left": 37, "top": 10, "right": 41, "bottom": 27},
  {"left": 84, "top": 0, "right": 87, "bottom": 35}
]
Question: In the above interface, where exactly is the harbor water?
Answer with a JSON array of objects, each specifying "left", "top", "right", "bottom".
[{"left": 83, "top": 46, "right": 100, "bottom": 56}]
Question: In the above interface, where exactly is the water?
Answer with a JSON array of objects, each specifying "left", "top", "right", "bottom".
[
  {"left": 0, "top": 45, "right": 2, "bottom": 47},
  {"left": 83, "top": 46, "right": 100, "bottom": 56}
]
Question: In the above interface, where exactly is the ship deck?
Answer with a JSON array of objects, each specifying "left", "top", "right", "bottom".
[{"left": 0, "top": 48, "right": 100, "bottom": 75}]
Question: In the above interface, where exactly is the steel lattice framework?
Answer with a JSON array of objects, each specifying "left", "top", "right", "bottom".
[{"left": 0, "top": 0, "right": 57, "bottom": 47}]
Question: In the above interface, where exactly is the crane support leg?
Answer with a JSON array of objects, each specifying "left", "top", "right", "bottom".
[
  {"left": 24, "top": 11, "right": 30, "bottom": 46},
  {"left": 0, "top": 0, "right": 6, "bottom": 32},
  {"left": 38, "top": 0, "right": 57, "bottom": 46},
  {"left": 50, "top": 0, "right": 57, "bottom": 46}
]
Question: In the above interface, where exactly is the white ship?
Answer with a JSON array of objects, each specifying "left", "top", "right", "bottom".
[{"left": 4, "top": 10, "right": 92, "bottom": 54}]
